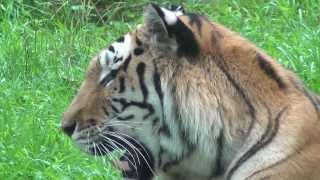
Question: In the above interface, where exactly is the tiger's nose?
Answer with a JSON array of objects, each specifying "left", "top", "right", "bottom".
[{"left": 61, "top": 120, "right": 76, "bottom": 137}]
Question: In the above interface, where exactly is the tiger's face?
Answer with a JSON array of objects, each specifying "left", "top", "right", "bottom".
[
  {"left": 61, "top": 3, "right": 210, "bottom": 179},
  {"left": 61, "top": 28, "right": 162, "bottom": 173}
]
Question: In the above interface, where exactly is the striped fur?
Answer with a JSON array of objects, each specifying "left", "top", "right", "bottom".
[{"left": 61, "top": 4, "right": 320, "bottom": 180}]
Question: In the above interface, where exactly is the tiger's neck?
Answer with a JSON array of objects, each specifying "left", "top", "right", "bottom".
[{"left": 156, "top": 57, "right": 254, "bottom": 176}]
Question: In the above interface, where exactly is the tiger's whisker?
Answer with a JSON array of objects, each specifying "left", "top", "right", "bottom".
[
  {"left": 97, "top": 126, "right": 138, "bottom": 172},
  {"left": 113, "top": 131, "right": 152, "bottom": 161},
  {"left": 101, "top": 135, "right": 138, "bottom": 176},
  {"left": 112, "top": 132, "right": 155, "bottom": 175},
  {"left": 99, "top": 132, "right": 138, "bottom": 172},
  {"left": 107, "top": 132, "right": 155, "bottom": 176},
  {"left": 106, "top": 132, "right": 141, "bottom": 166}
]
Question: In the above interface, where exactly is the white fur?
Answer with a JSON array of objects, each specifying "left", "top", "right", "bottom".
[
  {"left": 161, "top": 7, "right": 178, "bottom": 25},
  {"left": 161, "top": 81, "right": 185, "bottom": 157},
  {"left": 99, "top": 34, "right": 132, "bottom": 83},
  {"left": 173, "top": 6, "right": 184, "bottom": 16}
]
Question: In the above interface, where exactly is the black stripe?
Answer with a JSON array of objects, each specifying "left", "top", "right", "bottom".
[
  {"left": 167, "top": 18, "right": 199, "bottom": 59},
  {"left": 151, "top": 3, "right": 199, "bottom": 59},
  {"left": 112, "top": 98, "right": 155, "bottom": 120},
  {"left": 214, "top": 130, "right": 224, "bottom": 176},
  {"left": 227, "top": 106, "right": 287, "bottom": 180},
  {"left": 137, "top": 63, "right": 148, "bottom": 102},
  {"left": 290, "top": 77, "right": 320, "bottom": 113},
  {"left": 122, "top": 54, "right": 132, "bottom": 72},
  {"left": 257, "top": 53, "right": 286, "bottom": 89},
  {"left": 113, "top": 56, "right": 123, "bottom": 63},
  {"left": 152, "top": 117, "right": 159, "bottom": 127},
  {"left": 290, "top": 76, "right": 320, "bottom": 115},
  {"left": 302, "top": 88, "right": 320, "bottom": 112},
  {"left": 245, "top": 149, "right": 299, "bottom": 180},
  {"left": 136, "top": 36, "right": 142, "bottom": 46},
  {"left": 142, "top": 103, "right": 155, "bottom": 120},
  {"left": 158, "top": 146, "right": 163, "bottom": 167},
  {"left": 214, "top": 59, "right": 256, "bottom": 135},
  {"left": 108, "top": 45, "right": 115, "bottom": 53},
  {"left": 117, "top": 115, "right": 134, "bottom": 121},
  {"left": 106, "top": 126, "right": 115, "bottom": 132},
  {"left": 119, "top": 77, "right": 126, "bottom": 93},
  {"left": 153, "top": 64, "right": 163, "bottom": 110},
  {"left": 102, "top": 106, "right": 109, "bottom": 116},
  {"left": 159, "top": 121, "right": 171, "bottom": 137},
  {"left": 214, "top": 54, "right": 268, "bottom": 179},
  {"left": 134, "top": 48, "right": 144, "bottom": 56},
  {"left": 111, "top": 104, "right": 119, "bottom": 113},
  {"left": 151, "top": 3, "right": 165, "bottom": 21},
  {"left": 100, "top": 69, "right": 119, "bottom": 86}
]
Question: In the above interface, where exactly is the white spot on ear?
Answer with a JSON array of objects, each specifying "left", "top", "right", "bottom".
[
  {"left": 175, "top": 11, "right": 184, "bottom": 16},
  {"left": 161, "top": 7, "right": 178, "bottom": 25}
]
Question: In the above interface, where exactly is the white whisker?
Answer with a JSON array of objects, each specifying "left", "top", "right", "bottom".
[
  {"left": 101, "top": 135, "right": 138, "bottom": 176},
  {"left": 99, "top": 133, "right": 137, "bottom": 168},
  {"left": 93, "top": 142, "right": 97, "bottom": 159},
  {"left": 107, "top": 132, "right": 155, "bottom": 176},
  {"left": 114, "top": 131, "right": 152, "bottom": 160},
  {"left": 97, "top": 126, "right": 138, "bottom": 172},
  {"left": 98, "top": 142, "right": 127, "bottom": 173},
  {"left": 106, "top": 132, "right": 141, "bottom": 166}
]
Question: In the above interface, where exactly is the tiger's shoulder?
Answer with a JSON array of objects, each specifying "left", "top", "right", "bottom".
[{"left": 158, "top": 6, "right": 320, "bottom": 180}]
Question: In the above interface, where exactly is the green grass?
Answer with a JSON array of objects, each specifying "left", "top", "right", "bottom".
[{"left": 0, "top": 0, "right": 319, "bottom": 179}]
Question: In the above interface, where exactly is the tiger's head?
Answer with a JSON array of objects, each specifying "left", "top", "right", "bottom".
[{"left": 61, "top": 3, "right": 213, "bottom": 179}]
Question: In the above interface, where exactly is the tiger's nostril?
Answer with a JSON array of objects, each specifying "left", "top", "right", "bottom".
[
  {"left": 62, "top": 121, "right": 76, "bottom": 137},
  {"left": 88, "top": 118, "right": 97, "bottom": 126}
]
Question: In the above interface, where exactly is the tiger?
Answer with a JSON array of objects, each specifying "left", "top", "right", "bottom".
[{"left": 61, "top": 3, "right": 320, "bottom": 180}]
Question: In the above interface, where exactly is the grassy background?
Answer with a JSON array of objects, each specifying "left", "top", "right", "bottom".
[{"left": 0, "top": 0, "right": 319, "bottom": 179}]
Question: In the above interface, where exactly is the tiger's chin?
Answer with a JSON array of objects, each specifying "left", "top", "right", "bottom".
[{"left": 83, "top": 135, "right": 155, "bottom": 180}]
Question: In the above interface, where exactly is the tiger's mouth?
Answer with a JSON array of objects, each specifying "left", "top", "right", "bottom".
[{"left": 75, "top": 130, "right": 155, "bottom": 179}]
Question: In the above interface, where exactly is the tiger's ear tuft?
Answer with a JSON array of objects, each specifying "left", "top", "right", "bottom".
[{"left": 144, "top": 3, "right": 179, "bottom": 36}]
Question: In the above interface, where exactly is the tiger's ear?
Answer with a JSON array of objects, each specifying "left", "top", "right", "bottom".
[
  {"left": 144, "top": 4, "right": 199, "bottom": 58},
  {"left": 144, "top": 3, "right": 181, "bottom": 37}
]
